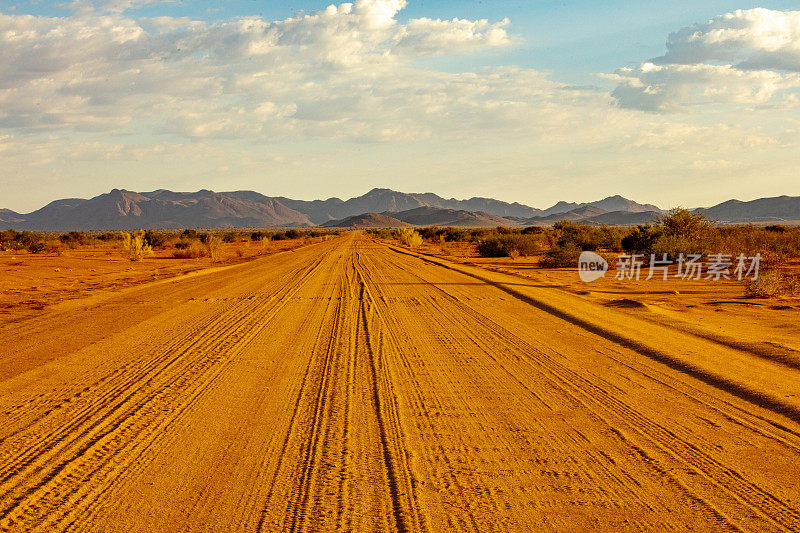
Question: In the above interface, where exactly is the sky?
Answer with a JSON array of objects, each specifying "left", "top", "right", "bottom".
[{"left": 1, "top": 1, "right": 799, "bottom": 212}]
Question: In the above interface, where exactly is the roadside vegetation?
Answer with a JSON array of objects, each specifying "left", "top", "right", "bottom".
[
  {"left": 368, "top": 210, "right": 800, "bottom": 298},
  {"left": 0, "top": 228, "right": 340, "bottom": 264}
]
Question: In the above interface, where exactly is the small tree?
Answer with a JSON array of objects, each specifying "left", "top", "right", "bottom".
[{"left": 658, "top": 208, "right": 711, "bottom": 239}]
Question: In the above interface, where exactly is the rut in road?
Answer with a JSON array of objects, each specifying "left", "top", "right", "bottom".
[{"left": 0, "top": 234, "right": 799, "bottom": 532}]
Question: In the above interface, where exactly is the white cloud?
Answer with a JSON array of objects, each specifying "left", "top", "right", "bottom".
[
  {"left": 657, "top": 8, "right": 800, "bottom": 71},
  {"left": 609, "top": 9, "right": 800, "bottom": 111},
  {"left": 0, "top": 0, "right": 521, "bottom": 140}
]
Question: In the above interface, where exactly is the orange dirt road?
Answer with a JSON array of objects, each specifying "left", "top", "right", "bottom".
[{"left": 1, "top": 233, "right": 800, "bottom": 532}]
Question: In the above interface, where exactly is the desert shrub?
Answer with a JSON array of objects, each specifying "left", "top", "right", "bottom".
[
  {"left": 46, "top": 243, "right": 63, "bottom": 256},
  {"left": 765, "top": 225, "right": 787, "bottom": 233},
  {"left": 596, "top": 225, "right": 625, "bottom": 252},
  {"left": 251, "top": 231, "right": 269, "bottom": 241},
  {"left": 121, "top": 231, "right": 153, "bottom": 261},
  {"left": 285, "top": 229, "right": 301, "bottom": 240},
  {"left": 59, "top": 231, "right": 87, "bottom": 248},
  {"left": 0, "top": 229, "right": 20, "bottom": 251},
  {"left": 700, "top": 225, "right": 800, "bottom": 266},
  {"left": 621, "top": 224, "right": 662, "bottom": 255},
  {"left": 222, "top": 231, "right": 239, "bottom": 243},
  {"left": 540, "top": 242, "right": 582, "bottom": 268},
  {"left": 469, "top": 228, "right": 492, "bottom": 241},
  {"left": 259, "top": 236, "right": 270, "bottom": 253},
  {"left": 476, "top": 234, "right": 542, "bottom": 257},
  {"left": 172, "top": 242, "right": 207, "bottom": 259},
  {"left": 521, "top": 226, "right": 545, "bottom": 235},
  {"left": 0, "top": 230, "right": 44, "bottom": 251},
  {"left": 142, "top": 229, "right": 167, "bottom": 249},
  {"left": 553, "top": 221, "right": 607, "bottom": 251},
  {"left": 205, "top": 234, "right": 223, "bottom": 262},
  {"left": 27, "top": 241, "right": 46, "bottom": 254},
  {"left": 443, "top": 228, "right": 469, "bottom": 242},
  {"left": 496, "top": 226, "right": 513, "bottom": 235},
  {"left": 418, "top": 227, "right": 441, "bottom": 240},
  {"left": 397, "top": 228, "right": 423, "bottom": 248},
  {"left": 744, "top": 270, "right": 800, "bottom": 298},
  {"left": 475, "top": 237, "right": 507, "bottom": 257},
  {"left": 368, "top": 229, "right": 394, "bottom": 239},
  {"left": 181, "top": 229, "right": 198, "bottom": 240},
  {"left": 652, "top": 235, "right": 704, "bottom": 261},
  {"left": 174, "top": 239, "right": 193, "bottom": 250},
  {"left": 95, "top": 232, "right": 119, "bottom": 242},
  {"left": 659, "top": 208, "right": 712, "bottom": 239},
  {"left": 271, "top": 231, "right": 287, "bottom": 241}
]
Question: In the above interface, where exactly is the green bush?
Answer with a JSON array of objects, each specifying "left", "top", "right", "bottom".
[
  {"left": 765, "top": 225, "right": 787, "bottom": 233},
  {"left": 659, "top": 208, "right": 711, "bottom": 239},
  {"left": 59, "top": 231, "right": 87, "bottom": 248},
  {"left": 521, "top": 226, "right": 544, "bottom": 235},
  {"left": 540, "top": 242, "right": 582, "bottom": 268},
  {"left": 476, "top": 234, "right": 542, "bottom": 257},
  {"left": 621, "top": 224, "right": 662, "bottom": 255},
  {"left": 652, "top": 235, "right": 704, "bottom": 261},
  {"left": 143, "top": 229, "right": 167, "bottom": 249},
  {"left": 173, "top": 242, "right": 207, "bottom": 259},
  {"left": 0, "top": 230, "right": 46, "bottom": 251},
  {"left": 27, "top": 241, "right": 46, "bottom": 254}
]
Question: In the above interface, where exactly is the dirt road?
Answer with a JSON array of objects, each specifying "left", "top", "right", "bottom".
[{"left": 1, "top": 233, "right": 800, "bottom": 532}]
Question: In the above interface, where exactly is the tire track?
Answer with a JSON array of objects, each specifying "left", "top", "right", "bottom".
[
  {"left": 0, "top": 249, "right": 332, "bottom": 532},
  {"left": 378, "top": 241, "right": 800, "bottom": 532}
]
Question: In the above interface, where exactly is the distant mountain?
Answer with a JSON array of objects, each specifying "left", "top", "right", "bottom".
[
  {"left": 323, "top": 206, "right": 518, "bottom": 228},
  {"left": 529, "top": 205, "right": 608, "bottom": 223},
  {"left": 0, "top": 209, "right": 24, "bottom": 225},
  {"left": 1, "top": 189, "right": 313, "bottom": 230},
  {"left": 321, "top": 213, "right": 411, "bottom": 228},
  {"left": 2, "top": 188, "right": 797, "bottom": 230},
  {"left": 541, "top": 195, "right": 663, "bottom": 216},
  {"left": 697, "top": 195, "right": 800, "bottom": 223},
  {"left": 583, "top": 210, "right": 661, "bottom": 226},
  {"left": 527, "top": 206, "right": 661, "bottom": 226},
  {"left": 277, "top": 188, "right": 541, "bottom": 224},
  {"left": 540, "top": 201, "right": 581, "bottom": 217},
  {"left": 390, "top": 206, "right": 517, "bottom": 227}
]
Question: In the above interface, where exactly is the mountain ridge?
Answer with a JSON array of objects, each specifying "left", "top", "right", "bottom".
[{"left": 1, "top": 188, "right": 798, "bottom": 230}]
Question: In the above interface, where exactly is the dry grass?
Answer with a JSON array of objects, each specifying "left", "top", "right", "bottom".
[
  {"left": 205, "top": 234, "right": 223, "bottom": 263},
  {"left": 744, "top": 270, "right": 800, "bottom": 298},
  {"left": 397, "top": 228, "right": 423, "bottom": 248},
  {"left": 121, "top": 231, "right": 153, "bottom": 261}
]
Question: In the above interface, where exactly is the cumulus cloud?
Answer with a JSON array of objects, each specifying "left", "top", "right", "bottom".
[
  {"left": 656, "top": 8, "right": 800, "bottom": 71},
  {"left": 0, "top": 0, "right": 524, "bottom": 140},
  {"left": 608, "top": 9, "right": 800, "bottom": 111}
]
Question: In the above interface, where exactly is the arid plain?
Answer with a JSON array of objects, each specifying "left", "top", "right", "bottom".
[{"left": 1, "top": 232, "right": 799, "bottom": 531}]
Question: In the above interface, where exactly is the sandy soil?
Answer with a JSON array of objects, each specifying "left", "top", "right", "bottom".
[
  {"left": 424, "top": 243, "right": 800, "bottom": 371},
  {"left": 1, "top": 233, "right": 799, "bottom": 531},
  {"left": 0, "top": 238, "right": 319, "bottom": 323}
]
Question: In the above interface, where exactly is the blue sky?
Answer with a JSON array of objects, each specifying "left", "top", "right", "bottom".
[
  {"left": 1, "top": 1, "right": 799, "bottom": 210},
  {"left": 6, "top": 1, "right": 795, "bottom": 79}
]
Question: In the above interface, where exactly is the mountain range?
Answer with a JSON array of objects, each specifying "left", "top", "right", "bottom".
[{"left": 0, "top": 188, "right": 797, "bottom": 230}]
